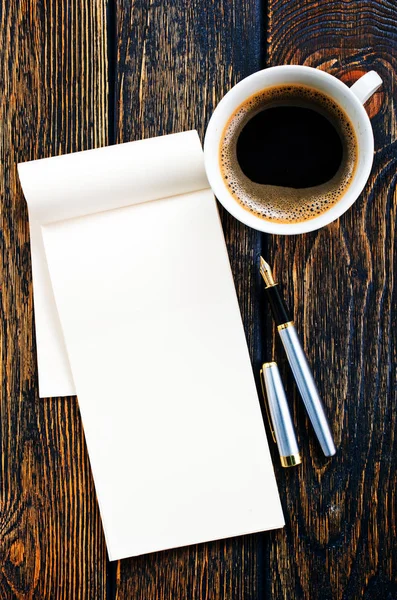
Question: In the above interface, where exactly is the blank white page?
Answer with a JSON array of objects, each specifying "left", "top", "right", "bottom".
[
  {"left": 19, "top": 131, "right": 284, "bottom": 560},
  {"left": 42, "top": 188, "right": 284, "bottom": 560},
  {"left": 18, "top": 131, "right": 209, "bottom": 397}
]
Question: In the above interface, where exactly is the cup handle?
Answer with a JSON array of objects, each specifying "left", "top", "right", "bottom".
[{"left": 350, "top": 71, "right": 382, "bottom": 104}]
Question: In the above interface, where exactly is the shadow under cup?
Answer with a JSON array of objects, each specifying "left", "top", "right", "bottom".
[{"left": 204, "top": 66, "right": 376, "bottom": 235}]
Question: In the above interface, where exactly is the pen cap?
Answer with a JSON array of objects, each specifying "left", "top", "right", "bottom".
[{"left": 261, "top": 362, "right": 301, "bottom": 467}]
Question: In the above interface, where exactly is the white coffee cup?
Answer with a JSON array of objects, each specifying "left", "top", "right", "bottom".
[{"left": 204, "top": 66, "right": 382, "bottom": 235}]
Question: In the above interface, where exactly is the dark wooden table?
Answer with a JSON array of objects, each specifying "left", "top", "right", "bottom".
[{"left": 1, "top": 1, "right": 396, "bottom": 598}]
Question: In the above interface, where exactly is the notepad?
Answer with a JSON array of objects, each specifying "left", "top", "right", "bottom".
[{"left": 18, "top": 131, "right": 284, "bottom": 560}]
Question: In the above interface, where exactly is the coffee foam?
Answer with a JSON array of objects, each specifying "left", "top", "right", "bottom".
[{"left": 220, "top": 85, "right": 358, "bottom": 224}]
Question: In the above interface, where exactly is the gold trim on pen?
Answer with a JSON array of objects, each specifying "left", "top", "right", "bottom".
[
  {"left": 259, "top": 257, "right": 277, "bottom": 288},
  {"left": 280, "top": 453, "right": 302, "bottom": 467},
  {"left": 262, "top": 361, "right": 277, "bottom": 369},
  {"left": 277, "top": 321, "right": 294, "bottom": 331}
]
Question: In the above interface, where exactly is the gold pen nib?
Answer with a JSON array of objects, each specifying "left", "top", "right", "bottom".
[{"left": 259, "top": 256, "right": 276, "bottom": 287}]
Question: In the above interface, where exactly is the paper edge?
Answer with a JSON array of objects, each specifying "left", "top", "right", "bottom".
[{"left": 107, "top": 518, "right": 286, "bottom": 561}]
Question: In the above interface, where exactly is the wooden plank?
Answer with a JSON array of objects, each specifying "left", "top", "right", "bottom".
[
  {"left": 113, "top": 1, "right": 267, "bottom": 598},
  {"left": 265, "top": 2, "right": 397, "bottom": 599},
  {"left": 0, "top": 1, "right": 109, "bottom": 598}
]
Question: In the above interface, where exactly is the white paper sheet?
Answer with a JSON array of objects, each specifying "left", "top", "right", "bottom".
[
  {"left": 18, "top": 131, "right": 284, "bottom": 560},
  {"left": 19, "top": 132, "right": 208, "bottom": 397}
]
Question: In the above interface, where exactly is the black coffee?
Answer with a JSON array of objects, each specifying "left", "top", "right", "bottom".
[
  {"left": 236, "top": 106, "right": 343, "bottom": 188},
  {"left": 220, "top": 85, "right": 357, "bottom": 223}
]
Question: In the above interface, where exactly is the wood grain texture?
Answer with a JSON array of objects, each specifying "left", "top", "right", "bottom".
[
  {"left": 2, "top": 0, "right": 397, "bottom": 598},
  {"left": 264, "top": 2, "right": 397, "bottom": 599},
  {"left": 112, "top": 1, "right": 267, "bottom": 599},
  {"left": 0, "top": 1, "right": 108, "bottom": 598}
]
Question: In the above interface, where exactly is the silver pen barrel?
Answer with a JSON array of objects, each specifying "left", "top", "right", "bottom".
[
  {"left": 278, "top": 322, "right": 336, "bottom": 456},
  {"left": 260, "top": 362, "right": 301, "bottom": 467}
]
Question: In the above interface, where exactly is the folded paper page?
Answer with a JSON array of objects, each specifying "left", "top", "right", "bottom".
[
  {"left": 18, "top": 131, "right": 209, "bottom": 397},
  {"left": 19, "top": 131, "right": 284, "bottom": 560}
]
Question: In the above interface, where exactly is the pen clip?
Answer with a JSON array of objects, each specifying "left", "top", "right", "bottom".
[{"left": 259, "top": 368, "right": 277, "bottom": 444}]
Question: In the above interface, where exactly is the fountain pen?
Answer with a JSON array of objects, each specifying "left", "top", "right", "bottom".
[{"left": 259, "top": 257, "right": 336, "bottom": 457}]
